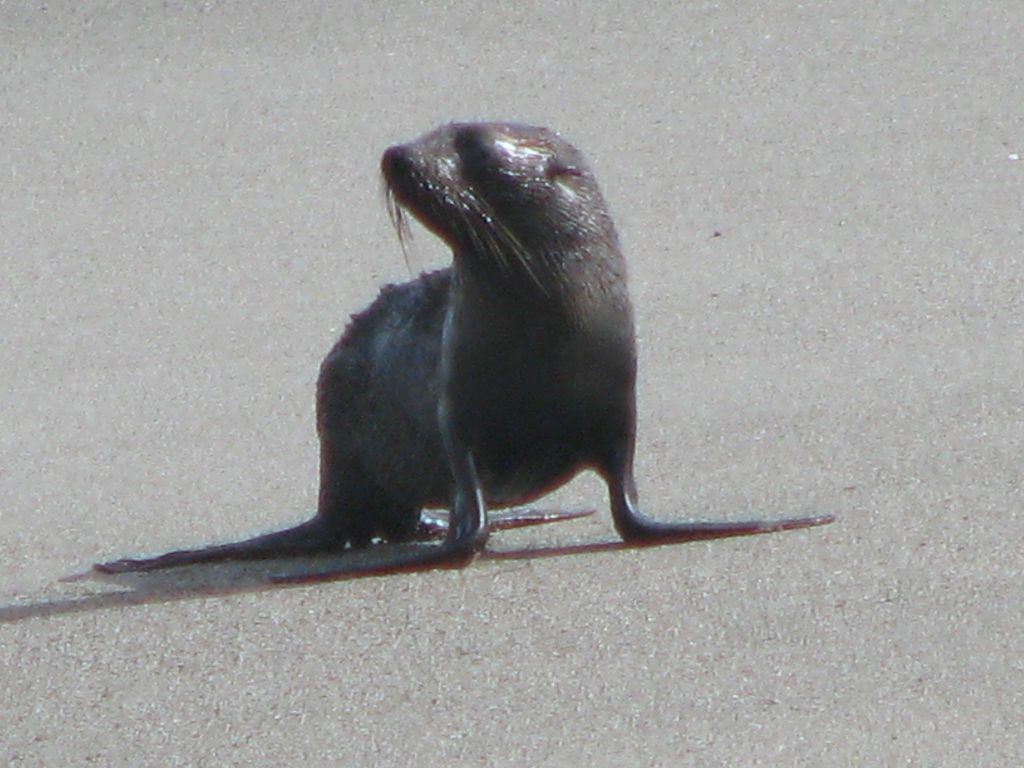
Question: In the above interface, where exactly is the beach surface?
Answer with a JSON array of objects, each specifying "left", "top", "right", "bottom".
[{"left": 2, "top": 3, "right": 1021, "bottom": 765}]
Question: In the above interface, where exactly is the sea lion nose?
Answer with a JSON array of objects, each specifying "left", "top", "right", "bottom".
[{"left": 381, "top": 145, "right": 414, "bottom": 181}]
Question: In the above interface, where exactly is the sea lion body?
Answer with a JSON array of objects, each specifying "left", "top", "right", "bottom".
[
  {"left": 95, "top": 122, "right": 831, "bottom": 577},
  {"left": 314, "top": 269, "right": 451, "bottom": 545},
  {"left": 315, "top": 122, "right": 635, "bottom": 546}
]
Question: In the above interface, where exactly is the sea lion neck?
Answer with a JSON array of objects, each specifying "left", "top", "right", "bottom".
[{"left": 446, "top": 234, "right": 630, "bottom": 322}]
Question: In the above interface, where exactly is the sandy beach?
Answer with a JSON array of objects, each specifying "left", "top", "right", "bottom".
[{"left": 2, "top": 3, "right": 1021, "bottom": 765}]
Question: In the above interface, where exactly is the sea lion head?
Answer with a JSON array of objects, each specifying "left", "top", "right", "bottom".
[{"left": 382, "top": 122, "right": 617, "bottom": 270}]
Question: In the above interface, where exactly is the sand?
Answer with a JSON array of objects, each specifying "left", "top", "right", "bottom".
[{"left": 2, "top": 2, "right": 1021, "bottom": 765}]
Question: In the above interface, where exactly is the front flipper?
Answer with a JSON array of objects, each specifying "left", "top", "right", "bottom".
[
  {"left": 93, "top": 517, "right": 344, "bottom": 574},
  {"left": 606, "top": 448, "right": 835, "bottom": 545},
  {"left": 272, "top": 436, "right": 496, "bottom": 583},
  {"left": 614, "top": 511, "right": 836, "bottom": 544},
  {"left": 269, "top": 539, "right": 478, "bottom": 584}
]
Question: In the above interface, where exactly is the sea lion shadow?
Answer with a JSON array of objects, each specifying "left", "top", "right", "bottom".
[{"left": 0, "top": 537, "right": 636, "bottom": 626}]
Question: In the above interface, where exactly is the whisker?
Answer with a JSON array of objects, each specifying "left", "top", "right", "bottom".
[{"left": 384, "top": 186, "right": 415, "bottom": 273}]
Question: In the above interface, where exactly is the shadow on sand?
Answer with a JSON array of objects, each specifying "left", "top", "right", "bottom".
[{"left": 0, "top": 538, "right": 643, "bottom": 625}]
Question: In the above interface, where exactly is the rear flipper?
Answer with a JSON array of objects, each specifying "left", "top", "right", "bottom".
[
  {"left": 416, "top": 507, "right": 594, "bottom": 539},
  {"left": 93, "top": 517, "right": 344, "bottom": 574}
]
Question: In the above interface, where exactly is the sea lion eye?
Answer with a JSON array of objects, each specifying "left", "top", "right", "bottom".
[{"left": 545, "top": 160, "right": 582, "bottom": 179}]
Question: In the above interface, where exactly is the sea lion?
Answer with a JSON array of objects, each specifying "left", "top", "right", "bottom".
[{"left": 95, "top": 122, "right": 832, "bottom": 579}]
